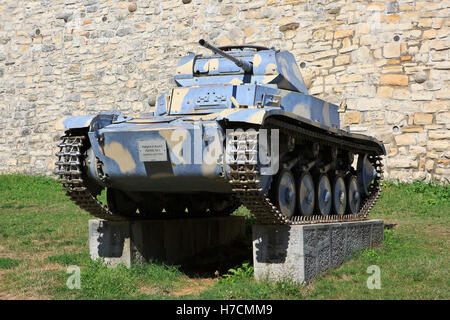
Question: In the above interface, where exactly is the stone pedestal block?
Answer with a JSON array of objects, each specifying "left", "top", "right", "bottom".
[
  {"left": 89, "top": 216, "right": 245, "bottom": 267},
  {"left": 252, "top": 219, "right": 384, "bottom": 284}
]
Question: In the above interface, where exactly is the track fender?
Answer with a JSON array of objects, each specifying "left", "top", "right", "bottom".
[
  {"left": 216, "top": 108, "right": 289, "bottom": 126},
  {"left": 62, "top": 111, "right": 126, "bottom": 131}
]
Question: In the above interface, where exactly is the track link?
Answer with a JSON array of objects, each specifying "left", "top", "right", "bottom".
[{"left": 56, "top": 135, "right": 126, "bottom": 221}]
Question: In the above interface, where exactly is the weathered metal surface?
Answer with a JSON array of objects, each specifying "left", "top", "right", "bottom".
[{"left": 57, "top": 40, "right": 385, "bottom": 224}]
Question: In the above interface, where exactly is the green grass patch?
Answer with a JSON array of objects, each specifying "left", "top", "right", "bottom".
[
  {"left": 0, "top": 174, "right": 448, "bottom": 299},
  {"left": 46, "top": 252, "right": 91, "bottom": 267},
  {"left": 221, "top": 261, "right": 254, "bottom": 284},
  {"left": 50, "top": 259, "right": 187, "bottom": 300},
  {"left": 0, "top": 257, "right": 22, "bottom": 269}
]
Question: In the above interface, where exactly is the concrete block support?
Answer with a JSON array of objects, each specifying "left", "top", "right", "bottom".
[
  {"left": 89, "top": 216, "right": 245, "bottom": 267},
  {"left": 253, "top": 219, "right": 384, "bottom": 283}
]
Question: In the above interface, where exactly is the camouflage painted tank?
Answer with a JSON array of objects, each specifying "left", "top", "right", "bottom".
[{"left": 56, "top": 39, "right": 385, "bottom": 224}]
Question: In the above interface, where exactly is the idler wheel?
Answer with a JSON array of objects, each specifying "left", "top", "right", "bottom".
[
  {"left": 357, "top": 154, "right": 376, "bottom": 196},
  {"left": 107, "top": 188, "right": 137, "bottom": 217},
  {"left": 297, "top": 172, "right": 315, "bottom": 216},
  {"left": 332, "top": 175, "right": 347, "bottom": 216},
  {"left": 275, "top": 169, "right": 296, "bottom": 219},
  {"left": 316, "top": 174, "right": 332, "bottom": 216},
  {"left": 347, "top": 175, "right": 361, "bottom": 215}
]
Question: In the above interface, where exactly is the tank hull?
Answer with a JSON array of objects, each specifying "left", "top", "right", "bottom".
[{"left": 86, "top": 120, "right": 230, "bottom": 193}]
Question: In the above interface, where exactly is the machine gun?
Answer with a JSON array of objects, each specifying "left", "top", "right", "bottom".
[{"left": 198, "top": 39, "right": 253, "bottom": 74}]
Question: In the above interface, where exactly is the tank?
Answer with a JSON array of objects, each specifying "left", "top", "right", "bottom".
[{"left": 56, "top": 39, "right": 385, "bottom": 224}]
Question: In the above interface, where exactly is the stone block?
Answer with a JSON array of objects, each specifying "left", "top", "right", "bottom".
[
  {"left": 253, "top": 220, "right": 384, "bottom": 284},
  {"left": 380, "top": 74, "right": 409, "bottom": 86},
  {"left": 413, "top": 113, "right": 433, "bottom": 124},
  {"left": 377, "top": 86, "right": 393, "bottom": 98},
  {"left": 427, "top": 139, "right": 449, "bottom": 152},
  {"left": 89, "top": 217, "right": 245, "bottom": 267},
  {"left": 429, "top": 130, "right": 450, "bottom": 140},
  {"left": 435, "top": 89, "right": 450, "bottom": 100},
  {"left": 388, "top": 157, "right": 418, "bottom": 168},
  {"left": 334, "top": 30, "right": 353, "bottom": 39},
  {"left": 345, "top": 112, "right": 360, "bottom": 124},
  {"left": 395, "top": 133, "right": 416, "bottom": 146},
  {"left": 425, "top": 159, "right": 435, "bottom": 171},
  {"left": 334, "top": 54, "right": 351, "bottom": 66},
  {"left": 89, "top": 220, "right": 131, "bottom": 267},
  {"left": 436, "top": 112, "right": 450, "bottom": 124},
  {"left": 422, "top": 29, "right": 436, "bottom": 40},
  {"left": 383, "top": 43, "right": 400, "bottom": 58},
  {"left": 401, "top": 126, "right": 423, "bottom": 133},
  {"left": 279, "top": 23, "right": 299, "bottom": 32},
  {"left": 424, "top": 101, "right": 449, "bottom": 112},
  {"left": 339, "top": 74, "right": 363, "bottom": 84}
]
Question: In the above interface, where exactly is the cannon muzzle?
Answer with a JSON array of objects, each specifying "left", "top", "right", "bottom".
[{"left": 199, "top": 39, "right": 253, "bottom": 74}]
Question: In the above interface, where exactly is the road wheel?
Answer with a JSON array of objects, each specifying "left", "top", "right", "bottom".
[
  {"left": 357, "top": 154, "right": 377, "bottom": 196},
  {"left": 347, "top": 175, "right": 361, "bottom": 215},
  {"left": 332, "top": 175, "right": 347, "bottom": 216},
  {"left": 275, "top": 169, "right": 296, "bottom": 219},
  {"left": 297, "top": 171, "right": 315, "bottom": 216},
  {"left": 316, "top": 174, "right": 332, "bottom": 216}
]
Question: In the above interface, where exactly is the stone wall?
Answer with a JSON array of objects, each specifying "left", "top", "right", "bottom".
[{"left": 0, "top": 0, "right": 448, "bottom": 182}]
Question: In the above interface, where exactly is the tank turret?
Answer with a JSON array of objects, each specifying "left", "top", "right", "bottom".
[{"left": 174, "top": 40, "right": 308, "bottom": 94}]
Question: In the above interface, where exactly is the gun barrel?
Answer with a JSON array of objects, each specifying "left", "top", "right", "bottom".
[{"left": 199, "top": 39, "right": 253, "bottom": 73}]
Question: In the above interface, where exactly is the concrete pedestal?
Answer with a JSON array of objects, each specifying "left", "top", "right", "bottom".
[
  {"left": 89, "top": 216, "right": 245, "bottom": 267},
  {"left": 253, "top": 219, "right": 384, "bottom": 284}
]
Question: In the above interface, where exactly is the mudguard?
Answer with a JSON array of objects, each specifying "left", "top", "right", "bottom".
[
  {"left": 63, "top": 111, "right": 127, "bottom": 131},
  {"left": 215, "top": 108, "right": 385, "bottom": 154}
]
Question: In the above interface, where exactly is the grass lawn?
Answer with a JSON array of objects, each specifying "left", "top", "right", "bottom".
[{"left": 0, "top": 174, "right": 448, "bottom": 299}]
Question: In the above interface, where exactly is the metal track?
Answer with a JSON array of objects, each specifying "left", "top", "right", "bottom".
[
  {"left": 57, "top": 119, "right": 384, "bottom": 224},
  {"left": 56, "top": 135, "right": 126, "bottom": 221},
  {"left": 227, "top": 119, "right": 384, "bottom": 225},
  {"left": 56, "top": 134, "right": 239, "bottom": 220}
]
